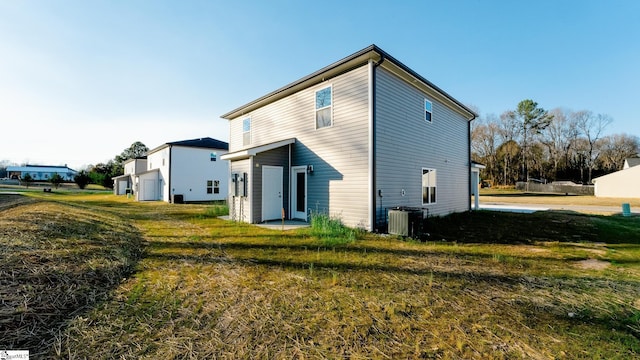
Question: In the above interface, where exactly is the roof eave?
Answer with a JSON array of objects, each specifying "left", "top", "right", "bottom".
[{"left": 220, "top": 44, "right": 476, "bottom": 121}]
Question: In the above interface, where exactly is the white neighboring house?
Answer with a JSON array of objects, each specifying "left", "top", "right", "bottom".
[
  {"left": 113, "top": 157, "right": 147, "bottom": 195},
  {"left": 593, "top": 157, "right": 640, "bottom": 198},
  {"left": 134, "top": 137, "right": 229, "bottom": 203}
]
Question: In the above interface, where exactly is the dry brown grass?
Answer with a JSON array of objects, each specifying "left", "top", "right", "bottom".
[
  {"left": 2, "top": 192, "right": 640, "bottom": 359},
  {"left": 0, "top": 194, "right": 143, "bottom": 357}
]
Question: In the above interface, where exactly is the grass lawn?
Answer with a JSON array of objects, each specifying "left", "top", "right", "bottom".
[
  {"left": 480, "top": 188, "right": 640, "bottom": 208},
  {"left": 1, "top": 192, "right": 639, "bottom": 359}
]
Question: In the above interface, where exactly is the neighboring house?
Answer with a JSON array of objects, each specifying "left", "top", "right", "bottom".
[
  {"left": 112, "top": 157, "right": 147, "bottom": 195},
  {"left": 126, "top": 137, "right": 229, "bottom": 202},
  {"left": 221, "top": 45, "right": 476, "bottom": 231},
  {"left": 623, "top": 157, "right": 640, "bottom": 169},
  {"left": 593, "top": 158, "right": 640, "bottom": 198},
  {"left": 6, "top": 165, "right": 77, "bottom": 181}
]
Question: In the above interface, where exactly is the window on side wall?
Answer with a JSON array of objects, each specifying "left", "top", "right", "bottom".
[
  {"left": 207, "top": 180, "right": 213, "bottom": 194},
  {"left": 214, "top": 180, "right": 220, "bottom": 194},
  {"left": 422, "top": 168, "right": 437, "bottom": 205},
  {"left": 210, "top": 152, "right": 217, "bottom": 162},
  {"left": 315, "top": 86, "right": 332, "bottom": 129},
  {"left": 425, "top": 99, "right": 433, "bottom": 122},
  {"left": 243, "top": 118, "right": 251, "bottom": 146}
]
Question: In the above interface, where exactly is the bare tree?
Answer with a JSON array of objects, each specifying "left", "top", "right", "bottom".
[
  {"left": 574, "top": 111, "right": 612, "bottom": 183},
  {"left": 598, "top": 133, "right": 640, "bottom": 172},
  {"left": 471, "top": 114, "right": 500, "bottom": 182},
  {"left": 540, "top": 108, "right": 579, "bottom": 180}
]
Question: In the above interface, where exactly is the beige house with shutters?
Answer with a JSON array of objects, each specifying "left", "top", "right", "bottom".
[{"left": 221, "top": 45, "right": 476, "bottom": 231}]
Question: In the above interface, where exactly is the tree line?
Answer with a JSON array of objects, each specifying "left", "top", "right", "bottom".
[
  {"left": 472, "top": 99, "right": 639, "bottom": 186},
  {"left": 0, "top": 141, "right": 148, "bottom": 189}
]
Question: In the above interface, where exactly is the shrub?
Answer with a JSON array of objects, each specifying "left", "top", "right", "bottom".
[
  {"left": 74, "top": 171, "right": 91, "bottom": 189},
  {"left": 50, "top": 173, "right": 63, "bottom": 188}
]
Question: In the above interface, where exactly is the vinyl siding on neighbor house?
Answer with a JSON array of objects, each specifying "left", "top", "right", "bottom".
[
  {"left": 594, "top": 165, "right": 640, "bottom": 198},
  {"left": 170, "top": 146, "right": 229, "bottom": 202},
  {"left": 145, "top": 148, "right": 169, "bottom": 201},
  {"left": 228, "top": 65, "right": 371, "bottom": 228},
  {"left": 375, "top": 67, "right": 470, "bottom": 219}
]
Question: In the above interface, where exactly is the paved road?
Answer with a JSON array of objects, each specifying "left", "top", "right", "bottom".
[{"left": 478, "top": 202, "right": 639, "bottom": 215}]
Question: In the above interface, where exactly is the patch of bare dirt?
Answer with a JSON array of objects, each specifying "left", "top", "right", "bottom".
[{"left": 576, "top": 258, "right": 610, "bottom": 270}]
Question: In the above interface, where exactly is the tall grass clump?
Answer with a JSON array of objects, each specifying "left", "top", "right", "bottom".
[
  {"left": 199, "top": 204, "right": 229, "bottom": 218},
  {"left": 310, "top": 212, "right": 362, "bottom": 246}
]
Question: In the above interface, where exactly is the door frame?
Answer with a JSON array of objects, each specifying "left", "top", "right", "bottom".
[
  {"left": 291, "top": 166, "right": 307, "bottom": 221},
  {"left": 261, "top": 165, "right": 283, "bottom": 221}
]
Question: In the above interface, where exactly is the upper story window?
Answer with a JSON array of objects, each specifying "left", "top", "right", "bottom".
[
  {"left": 422, "top": 168, "right": 437, "bottom": 205},
  {"left": 425, "top": 99, "right": 433, "bottom": 122},
  {"left": 315, "top": 86, "right": 332, "bottom": 129},
  {"left": 210, "top": 152, "right": 217, "bottom": 162},
  {"left": 243, "top": 117, "right": 251, "bottom": 146}
]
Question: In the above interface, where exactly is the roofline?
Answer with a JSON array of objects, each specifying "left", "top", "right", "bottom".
[{"left": 221, "top": 44, "right": 477, "bottom": 121}]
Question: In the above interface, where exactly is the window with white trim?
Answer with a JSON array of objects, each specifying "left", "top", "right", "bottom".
[
  {"left": 315, "top": 86, "right": 332, "bottom": 128},
  {"left": 425, "top": 99, "right": 433, "bottom": 122},
  {"left": 210, "top": 152, "right": 217, "bottom": 162},
  {"left": 242, "top": 117, "right": 251, "bottom": 146},
  {"left": 422, "top": 168, "right": 437, "bottom": 204},
  {"left": 207, "top": 180, "right": 213, "bottom": 194}
]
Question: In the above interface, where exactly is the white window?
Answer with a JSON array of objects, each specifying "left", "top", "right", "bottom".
[
  {"left": 315, "top": 86, "right": 332, "bottom": 128},
  {"left": 422, "top": 168, "right": 437, "bottom": 204},
  {"left": 243, "top": 117, "right": 251, "bottom": 146},
  {"left": 425, "top": 99, "right": 433, "bottom": 122}
]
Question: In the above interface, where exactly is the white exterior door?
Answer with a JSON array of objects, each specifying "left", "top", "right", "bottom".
[
  {"left": 262, "top": 166, "right": 283, "bottom": 221},
  {"left": 143, "top": 179, "right": 156, "bottom": 201},
  {"left": 118, "top": 180, "right": 128, "bottom": 195},
  {"left": 291, "top": 166, "right": 307, "bottom": 220}
]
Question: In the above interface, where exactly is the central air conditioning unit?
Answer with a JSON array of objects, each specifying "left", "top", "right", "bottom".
[
  {"left": 388, "top": 207, "right": 423, "bottom": 238},
  {"left": 173, "top": 194, "right": 184, "bottom": 204}
]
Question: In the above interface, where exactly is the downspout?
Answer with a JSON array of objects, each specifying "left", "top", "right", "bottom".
[
  {"left": 168, "top": 145, "right": 172, "bottom": 203},
  {"left": 288, "top": 143, "right": 292, "bottom": 220},
  {"left": 468, "top": 121, "right": 472, "bottom": 211},
  {"left": 369, "top": 55, "right": 384, "bottom": 232}
]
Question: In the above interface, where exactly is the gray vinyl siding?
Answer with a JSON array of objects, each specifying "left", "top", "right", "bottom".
[
  {"left": 375, "top": 67, "right": 470, "bottom": 220},
  {"left": 252, "top": 146, "right": 290, "bottom": 222},
  {"left": 229, "top": 159, "right": 251, "bottom": 223},
  {"left": 228, "top": 65, "right": 371, "bottom": 228}
]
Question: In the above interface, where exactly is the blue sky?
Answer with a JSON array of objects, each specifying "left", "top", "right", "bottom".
[{"left": 2, "top": 0, "right": 639, "bottom": 170}]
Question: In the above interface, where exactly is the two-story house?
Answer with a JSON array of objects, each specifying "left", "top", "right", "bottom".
[
  {"left": 113, "top": 157, "right": 147, "bottom": 195},
  {"left": 221, "top": 45, "right": 476, "bottom": 231},
  {"left": 115, "top": 137, "right": 229, "bottom": 202}
]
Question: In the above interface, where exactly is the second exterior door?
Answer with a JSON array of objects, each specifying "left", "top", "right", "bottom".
[
  {"left": 291, "top": 166, "right": 307, "bottom": 220},
  {"left": 262, "top": 166, "right": 283, "bottom": 221}
]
